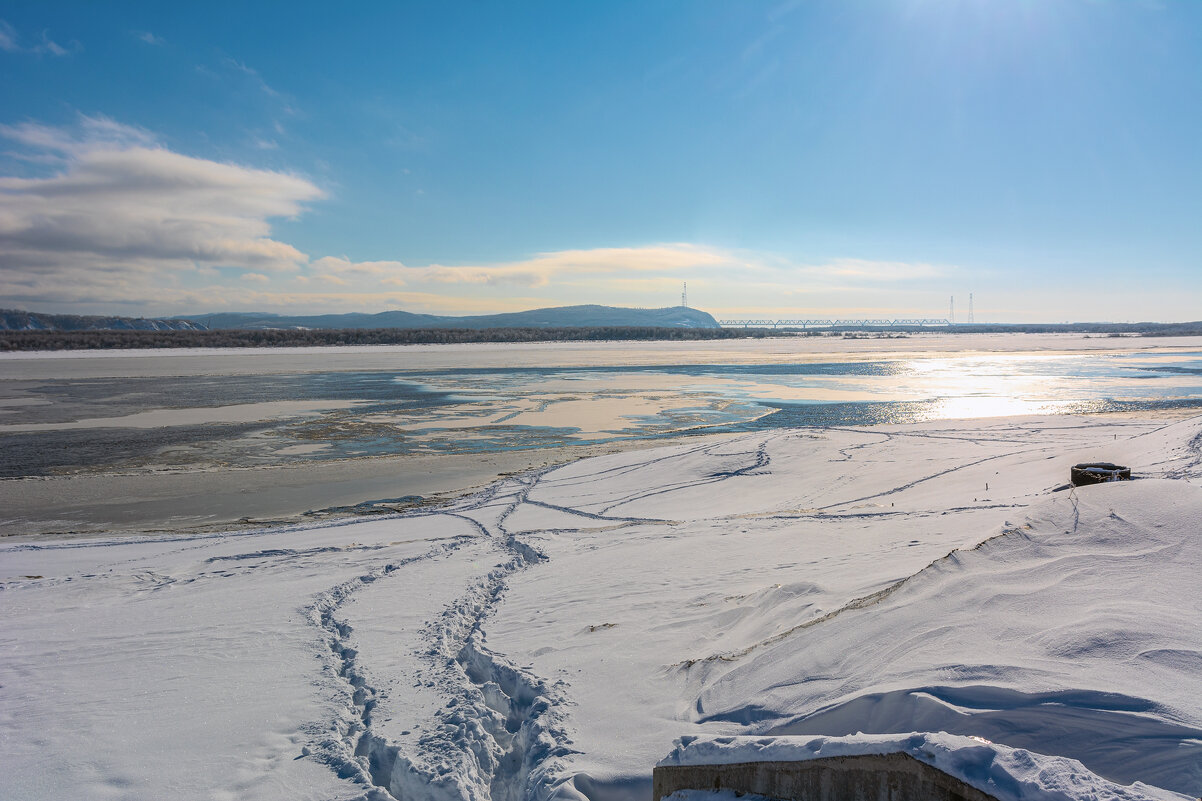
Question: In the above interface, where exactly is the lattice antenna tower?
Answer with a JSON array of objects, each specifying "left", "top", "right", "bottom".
[
  {"left": 949, "top": 295, "right": 955, "bottom": 325},
  {"left": 682, "top": 282, "right": 688, "bottom": 308},
  {"left": 968, "top": 293, "right": 974, "bottom": 324}
]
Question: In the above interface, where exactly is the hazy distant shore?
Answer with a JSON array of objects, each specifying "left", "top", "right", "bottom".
[
  {"left": 3, "top": 320, "right": 1202, "bottom": 351},
  {"left": 3, "top": 326, "right": 771, "bottom": 350},
  {"left": 5, "top": 331, "right": 1202, "bottom": 377}
]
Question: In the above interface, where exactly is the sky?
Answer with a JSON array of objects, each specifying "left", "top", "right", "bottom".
[{"left": 0, "top": 1, "right": 1200, "bottom": 323}]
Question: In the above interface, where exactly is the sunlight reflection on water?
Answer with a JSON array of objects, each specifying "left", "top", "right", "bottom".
[
  {"left": 4, "top": 349, "right": 1202, "bottom": 476},
  {"left": 895, "top": 352, "right": 1202, "bottom": 420}
]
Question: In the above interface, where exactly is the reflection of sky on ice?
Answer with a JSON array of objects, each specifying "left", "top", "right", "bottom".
[
  {"left": 5, "top": 351, "right": 1202, "bottom": 475},
  {"left": 402, "top": 352, "right": 1202, "bottom": 432}
]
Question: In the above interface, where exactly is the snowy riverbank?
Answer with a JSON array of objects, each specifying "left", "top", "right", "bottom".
[{"left": 2, "top": 413, "right": 1200, "bottom": 800}]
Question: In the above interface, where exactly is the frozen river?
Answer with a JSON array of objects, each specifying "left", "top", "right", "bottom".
[
  {"left": 3, "top": 333, "right": 1202, "bottom": 537},
  {"left": 2, "top": 337, "right": 1202, "bottom": 479}
]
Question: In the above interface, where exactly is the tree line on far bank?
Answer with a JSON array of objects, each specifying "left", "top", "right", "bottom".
[
  {"left": 0, "top": 326, "right": 780, "bottom": 351},
  {"left": 3, "top": 321, "right": 1199, "bottom": 351}
]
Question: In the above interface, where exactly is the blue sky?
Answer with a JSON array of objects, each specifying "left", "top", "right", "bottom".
[{"left": 1, "top": 1, "right": 1199, "bottom": 321}]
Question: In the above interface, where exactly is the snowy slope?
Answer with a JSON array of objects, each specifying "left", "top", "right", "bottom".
[
  {"left": 1, "top": 414, "right": 1200, "bottom": 801},
  {"left": 692, "top": 480, "right": 1202, "bottom": 791}
]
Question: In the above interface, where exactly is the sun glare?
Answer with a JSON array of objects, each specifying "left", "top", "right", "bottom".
[{"left": 903, "top": 355, "right": 1070, "bottom": 420}]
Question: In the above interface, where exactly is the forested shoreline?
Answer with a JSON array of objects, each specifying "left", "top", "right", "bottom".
[
  {"left": 2, "top": 321, "right": 1200, "bottom": 351},
  {"left": 0, "top": 326, "right": 777, "bottom": 351}
]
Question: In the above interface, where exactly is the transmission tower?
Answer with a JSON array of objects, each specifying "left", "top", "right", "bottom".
[
  {"left": 968, "top": 293, "right": 974, "bottom": 324},
  {"left": 682, "top": 282, "right": 688, "bottom": 308},
  {"left": 949, "top": 295, "right": 955, "bottom": 325}
]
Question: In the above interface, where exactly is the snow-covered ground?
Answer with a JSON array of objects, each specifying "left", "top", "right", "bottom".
[{"left": 2, "top": 414, "right": 1201, "bottom": 800}]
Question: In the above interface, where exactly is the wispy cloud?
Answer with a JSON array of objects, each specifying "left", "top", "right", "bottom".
[
  {"left": 0, "top": 19, "right": 73, "bottom": 56},
  {"left": 134, "top": 30, "right": 166, "bottom": 46},
  {"left": 37, "top": 31, "right": 69, "bottom": 56},
  {"left": 222, "top": 56, "right": 282, "bottom": 100},
  {"left": 194, "top": 55, "right": 299, "bottom": 125},
  {"left": 0, "top": 20, "right": 16, "bottom": 52}
]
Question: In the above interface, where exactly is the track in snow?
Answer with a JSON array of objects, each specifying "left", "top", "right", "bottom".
[{"left": 305, "top": 470, "right": 579, "bottom": 801}]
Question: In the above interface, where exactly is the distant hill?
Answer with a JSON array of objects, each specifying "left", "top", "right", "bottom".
[
  {"left": 0, "top": 308, "right": 206, "bottom": 332},
  {"left": 0, "top": 304, "right": 720, "bottom": 333},
  {"left": 180, "top": 304, "right": 721, "bottom": 330}
]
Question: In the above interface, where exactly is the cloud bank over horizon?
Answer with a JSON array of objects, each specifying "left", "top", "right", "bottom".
[{"left": 0, "top": 116, "right": 971, "bottom": 320}]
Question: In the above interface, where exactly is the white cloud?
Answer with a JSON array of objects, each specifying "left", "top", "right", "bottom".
[
  {"left": 0, "top": 117, "right": 324, "bottom": 307},
  {"left": 135, "top": 31, "right": 165, "bottom": 46}
]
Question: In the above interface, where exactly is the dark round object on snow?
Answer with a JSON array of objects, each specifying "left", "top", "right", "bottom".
[{"left": 1071, "top": 462, "right": 1131, "bottom": 487}]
